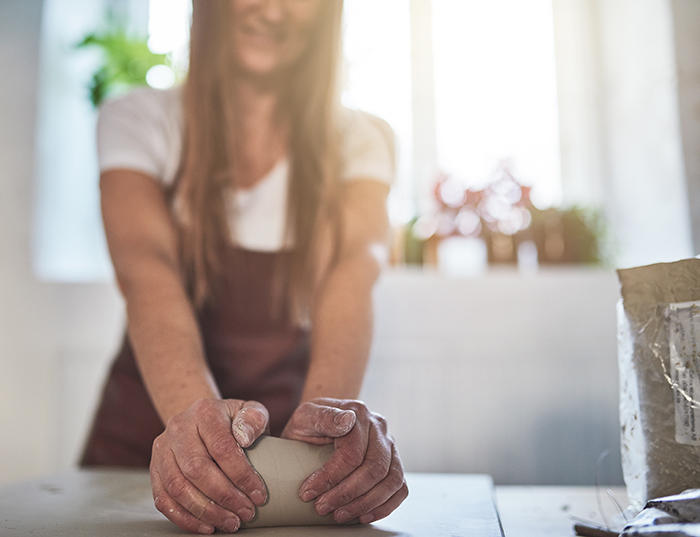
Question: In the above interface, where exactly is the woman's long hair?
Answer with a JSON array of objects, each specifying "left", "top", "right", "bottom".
[{"left": 171, "top": 0, "right": 344, "bottom": 320}]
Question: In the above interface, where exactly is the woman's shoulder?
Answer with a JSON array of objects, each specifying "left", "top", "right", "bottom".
[
  {"left": 339, "top": 107, "right": 394, "bottom": 144},
  {"left": 97, "top": 86, "right": 184, "bottom": 183},
  {"left": 98, "top": 86, "right": 184, "bottom": 141},
  {"left": 338, "top": 107, "right": 395, "bottom": 185},
  {"left": 99, "top": 85, "right": 182, "bottom": 119}
]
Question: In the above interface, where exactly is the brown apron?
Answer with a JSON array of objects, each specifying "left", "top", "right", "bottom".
[{"left": 80, "top": 246, "right": 310, "bottom": 468}]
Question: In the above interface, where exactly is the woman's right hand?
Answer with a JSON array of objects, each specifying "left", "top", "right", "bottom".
[{"left": 149, "top": 398, "right": 270, "bottom": 534}]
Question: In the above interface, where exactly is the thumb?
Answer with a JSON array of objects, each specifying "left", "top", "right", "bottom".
[
  {"left": 287, "top": 402, "right": 356, "bottom": 439},
  {"left": 229, "top": 400, "right": 270, "bottom": 448}
]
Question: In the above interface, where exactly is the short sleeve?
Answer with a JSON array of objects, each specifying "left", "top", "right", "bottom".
[
  {"left": 96, "top": 87, "right": 183, "bottom": 184},
  {"left": 339, "top": 109, "right": 395, "bottom": 185}
]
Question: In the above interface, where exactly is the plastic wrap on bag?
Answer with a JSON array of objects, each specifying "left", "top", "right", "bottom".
[
  {"left": 622, "top": 489, "right": 700, "bottom": 536},
  {"left": 647, "top": 489, "right": 700, "bottom": 522},
  {"left": 621, "top": 507, "right": 700, "bottom": 536},
  {"left": 618, "top": 259, "right": 700, "bottom": 512}
]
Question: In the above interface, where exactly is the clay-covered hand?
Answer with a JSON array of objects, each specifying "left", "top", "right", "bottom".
[
  {"left": 150, "top": 399, "right": 269, "bottom": 534},
  {"left": 281, "top": 398, "right": 408, "bottom": 524}
]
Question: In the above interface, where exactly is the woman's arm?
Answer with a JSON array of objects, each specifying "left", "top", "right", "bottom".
[
  {"left": 101, "top": 170, "right": 218, "bottom": 418},
  {"left": 282, "top": 179, "right": 408, "bottom": 524},
  {"left": 303, "top": 179, "right": 390, "bottom": 401},
  {"left": 100, "top": 170, "right": 268, "bottom": 534}
]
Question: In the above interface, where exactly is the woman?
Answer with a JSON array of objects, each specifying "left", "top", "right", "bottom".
[{"left": 80, "top": 0, "right": 407, "bottom": 534}]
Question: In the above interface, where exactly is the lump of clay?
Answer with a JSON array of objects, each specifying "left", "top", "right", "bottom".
[{"left": 241, "top": 435, "right": 348, "bottom": 528}]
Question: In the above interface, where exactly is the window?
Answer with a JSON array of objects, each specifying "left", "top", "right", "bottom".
[
  {"left": 342, "top": 0, "right": 413, "bottom": 224},
  {"left": 432, "top": 0, "right": 561, "bottom": 208},
  {"left": 33, "top": 0, "right": 564, "bottom": 280}
]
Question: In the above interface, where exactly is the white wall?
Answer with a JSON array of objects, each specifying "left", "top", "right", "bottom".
[
  {"left": 0, "top": 0, "right": 56, "bottom": 483},
  {"left": 0, "top": 0, "right": 125, "bottom": 484},
  {"left": 362, "top": 268, "right": 623, "bottom": 486}
]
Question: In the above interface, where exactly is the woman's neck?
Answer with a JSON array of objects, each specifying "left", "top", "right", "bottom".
[
  {"left": 237, "top": 78, "right": 281, "bottom": 128},
  {"left": 231, "top": 78, "right": 289, "bottom": 189}
]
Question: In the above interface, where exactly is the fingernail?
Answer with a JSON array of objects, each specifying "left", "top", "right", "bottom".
[
  {"left": 300, "top": 488, "right": 317, "bottom": 502},
  {"left": 234, "top": 422, "right": 254, "bottom": 446},
  {"left": 239, "top": 507, "right": 255, "bottom": 522},
  {"left": 360, "top": 514, "right": 374, "bottom": 524},
  {"left": 316, "top": 501, "right": 332, "bottom": 516},
  {"left": 222, "top": 517, "right": 240, "bottom": 532},
  {"left": 335, "top": 509, "right": 352, "bottom": 523},
  {"left": 198, "top": 524, "right": 214, "bottom": 534},
  {"left": 334, "top": 410, "right": 355, "bottom": 431},
  {"left": 251, "top": 489, "right": 267, "bottom": 506}
]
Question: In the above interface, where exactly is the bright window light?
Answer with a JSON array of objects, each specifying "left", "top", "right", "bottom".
[
  {"left": 147, "top": 0, "right": 190, "bottom": 54},
  {"left": 432, "top": 0, "right": 562, "bottom": 208},
  {"left": 146, "top": 64, "right": 176, "bottom": 89},
  {"left": 342, "top": 0, "right": 413, "bottom": 225},
  {"left": 148, "top": 0, "right": 191, "bottom": 77}
]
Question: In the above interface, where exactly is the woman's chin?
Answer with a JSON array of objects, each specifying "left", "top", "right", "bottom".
[{"left": 236, "top": 55, "right": 287, "bottom": 81}]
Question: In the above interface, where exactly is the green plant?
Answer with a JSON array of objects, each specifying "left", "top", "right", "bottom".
[
  {"left": 528, "top": 206, "right": 610, "bottom": 265},
  {"left": 76, "top": 17, "right": 169, "bottom": 107}
]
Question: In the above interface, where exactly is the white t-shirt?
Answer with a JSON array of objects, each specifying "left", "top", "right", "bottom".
[{"left": 97, "top": 86, "right": 395, "bottom": 251}]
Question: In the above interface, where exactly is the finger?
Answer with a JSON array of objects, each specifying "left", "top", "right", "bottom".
[
  {"left": 359, "top": 481, "right": 409, "bottom": 524},
  {"left": 299, "top": 417, "right": 369, "bottom": 503},
  {"left": 230, "top": 400, "right": 269, "bottom": 448},
  {"left": 312, "top": 426, "right": 392, "bottom": 516},
  {"left": 330, "top": 443, "right": 405, "bottom": 524},
  {"left": 152, "top": 459, "right": 240, "bottom": 534},
  {"left": 284, "top": 402, "right": 356, "bottom": 441},
  {"left": 152, "top": 465, "right": 215, "bottom": 534},
  {"left": 196, "top": 403, "right": 267, "bottom": 508},
  {"left": 158, "top": 447, "right": 244, "bottom": 532},
  {"left": 164, "top": 409, "right": 258, "bottom": 518}
]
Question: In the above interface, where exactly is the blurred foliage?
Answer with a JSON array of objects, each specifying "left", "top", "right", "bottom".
[
  {"left": 76, "top": 17, "right": 168, "bottom": 107},
  {"left": 403, "top": 216, "right": 425, "bottom": 266},
  {"left": 401, "top": 162, "right": 611, "bottom": 267},
  {"left": 528, "top": 205, "right": 609, "bottom": 265}
]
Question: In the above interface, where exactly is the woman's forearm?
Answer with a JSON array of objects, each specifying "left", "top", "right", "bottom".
[
  {"left": 301, "top": 180, "right": 390, "bottom": 403},
  {"left": 301, "top": 250, "right": 382, "bottom": 402},
  {"left": 101, "top": 170, "right": 220, "bottom": 424},
  {"left": 122, "top": 262, "right": 220, "bottom": 423}
]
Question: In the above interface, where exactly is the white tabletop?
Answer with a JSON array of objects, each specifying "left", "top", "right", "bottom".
[
  {"left": 496, "top": 485, "right": 629, "bottom": 537},
  {"left": 0, "top": 470, "right": 504, "bottom": 536},
  {"left": 0, "top": 469, "right": 630, "bottom": 536}
]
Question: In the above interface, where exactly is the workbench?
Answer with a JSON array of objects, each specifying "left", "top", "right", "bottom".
[{"left": 0, "top": 470, "right": 628, "bottom": 536}]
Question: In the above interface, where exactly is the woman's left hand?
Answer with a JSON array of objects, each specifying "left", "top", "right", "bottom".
[{"left": 281, "top": 398, "right": 408, "bottom": 524}]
